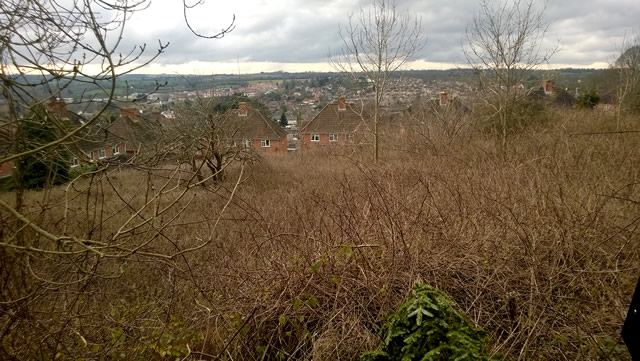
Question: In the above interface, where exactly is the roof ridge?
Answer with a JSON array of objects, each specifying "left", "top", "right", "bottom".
[
  {"left": 300, "top": 102, "right": 331, "bottom": 133},
  {"left": 255, "top": 108, "right": 286, "bottom": 138}
]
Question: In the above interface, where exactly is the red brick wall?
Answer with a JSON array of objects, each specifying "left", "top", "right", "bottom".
[
  {"left": 85, "top": 142, "right": 127, "bottom": 162},
  {"left": 0, "top": 160, "right": 14, "bottom": 178},
  {"left": 252, "top": 138, "right": 287, "bottom": 153},
  {"left": 301, "top": 134, "right": 351, "bottom": 149}
]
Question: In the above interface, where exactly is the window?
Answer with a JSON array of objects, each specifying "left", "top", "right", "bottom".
[
  {"left": 70, "top": 157, "right": 79, "bottom": 168},
  {"left": 112, "top": 144, "right": 120, "bottom": 155},
  {"left": 98, "top": 148, "right": 106, "bottom": 159},
  {"left": 261, "top": 139, "right": 270, "bottom": 147},
  {"left": 88, "top": 151, "right": 94, "bottom": 161},
  {"left": 311, "top": 134, "right": 320, "bottom": 142},
  {"left": 243, "top": 139, "right": 251, "bottom": 148},
  {"left": 329, "top": 134, "right": 338, "bottom": 142}
]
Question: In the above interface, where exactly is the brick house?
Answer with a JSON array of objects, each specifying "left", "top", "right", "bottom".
[
  {"left": 0, "top": 105, "right": 13, "bottom": 179},
  {"left": 229, "top": 102, "right": 288, "bottom": 153},
  {"left": 71, "top": 107, "right": 164, "bottom": 167},
  {"left": 0, "top": 99, "right": 71, "bottom": 178},
  {"left": 299, "top": 96, "right": 367, "bottom": 149}
]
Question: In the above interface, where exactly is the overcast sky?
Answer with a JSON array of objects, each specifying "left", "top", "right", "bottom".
[{"left": 120, "top": 0, "right": 639, "bottom": 74}]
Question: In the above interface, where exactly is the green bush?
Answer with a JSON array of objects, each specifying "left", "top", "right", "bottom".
[
  {"left": 475, "top": 97, "right": 550, "bottom": 136},
  {"left": 69, "top": 162, "right": 98, "bottom": 180},
  {"left": 361, "top": 284, "right": 492, "bottom": 361},
  {"left": 16, "top": 106, "right": 70, "bottom": 189},
  {"left": 576, "top": 89, "right": 600, "bottom": 109}
]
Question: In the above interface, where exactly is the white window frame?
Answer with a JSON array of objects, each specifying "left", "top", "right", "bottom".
[
  {"left": 311, "top": 134, "right": 320, "bottom": 142},
  {"left": 98, "top": 148, "right": 106, "bottom": 159},
  {"left": 329, "top": 134, "right": 338, "bottom": 142},
  {"left": 261, "top": 139, "right": 270, "bottom": 147},
  {"left": 70, "top": 157, "right": 79, "bottom": 168},
  {"left": 112, "top": 144, "right": 120, "bottom": 155},
  {"left": 243, "top": 139, "right": 251, "bottom": 148}
]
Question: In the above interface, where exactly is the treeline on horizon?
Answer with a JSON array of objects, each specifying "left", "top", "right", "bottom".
[{"left": 1, "top": 68, "right": 608, "bottom": 103}]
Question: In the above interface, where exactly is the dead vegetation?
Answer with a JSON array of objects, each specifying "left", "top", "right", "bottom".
[{"left": 1, "top": 108, "right": 638, "bottom": 360}]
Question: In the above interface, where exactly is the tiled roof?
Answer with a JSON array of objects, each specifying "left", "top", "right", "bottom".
[
  {"left": 553, "top": 89, "right": 576, "bottom": 107},
  {"left": 73, "top": 113, "right": 162, "bottom": 153},
  {"left": 300, "top": 101, "right": 367, "bottom": 134},
  {"left": 227, "top": 108, "right": 287, "bottom": 140}
]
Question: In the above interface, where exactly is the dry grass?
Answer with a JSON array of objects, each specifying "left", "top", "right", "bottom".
[{"left": 1, "top": 108, "right": 638, "bottom": 360}]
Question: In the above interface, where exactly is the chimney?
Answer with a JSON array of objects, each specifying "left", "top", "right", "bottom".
[
  {"left": 121, "top": 107, "right": 138, "bottom": 120},
  {"left": 238, "top": 102, "right": 248, "bottom": 117},
  {"left": 439, "top": 91, "right": 448, "bottom": 106},
  {"left": 46, "top": 98, "right": 68, "bottom": 118},
  {"left": 338, "top": 96, "right": 346, "bottom": 111},
  {"left": 543, "top": 80, "right": 552, "bottom": 95}
]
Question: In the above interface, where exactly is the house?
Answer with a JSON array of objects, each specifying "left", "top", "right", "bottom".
[
  {"left": 70, "top": 107, "right": 165, "bottom": 167},
  {"left": 0, "top": 98, "right": 76, "bottom": 179},
  {"left": 229, "top": 102, "right": 288, "bottom": 153},
  {"left": 299, "top": 96, "right": 367, "bottom": 149},
  {"left": 553, "top": 89, "right": 576, "bottom": 108},
  {"left": 0, "top": 101, "right": 13, "bottom": 179},
  {"left": 420, "top": 91, "right": 471, "bottom": 114},
  {"left": 597, "top": 91, "right": 618, "bottom": 112}
]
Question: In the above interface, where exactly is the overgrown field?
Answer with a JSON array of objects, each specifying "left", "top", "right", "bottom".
[{"left": 1, "top": 110, "right": 638, "bottom": 360}]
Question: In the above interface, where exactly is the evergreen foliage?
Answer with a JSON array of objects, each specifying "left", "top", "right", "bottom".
[
  {"left": 576, "top": 89, "right": 601, "bottom": 109},
  {"left": 361, "top": 284, "right": 492, "bottom": 361},
  {"left": 16, "top": 106, "right": 70, "bottom": 189},
  {"left": 279, "top": 112, "right": 288, "bottom": 127}
]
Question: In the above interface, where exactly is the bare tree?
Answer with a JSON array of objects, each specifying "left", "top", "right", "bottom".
[
  {"left": 168, "top": 96, "right": 258, "bottom": 184},
  {"left": 614, "top": 31, "right": 640, "bottom": 120},
  {"left": 0, "top": 1, "right": 238, "bottom": 358},
  {"left": 464, "top": 0, "right": 558, "bottom": 146},
  {"left": 330, "top": 0, "right": 423, "bottom": 162}
]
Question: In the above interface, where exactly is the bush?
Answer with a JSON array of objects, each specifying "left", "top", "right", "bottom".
[
  {"left": 362, "top": 284, "right": 492, "bottom": 361},
  {"left": 16, "top": 106, "right": 70, "bottom": 189},
  {"left": 576, "top": 89, "right": 601, "bottom": 109},
  {"left": 474, "top": 96, "right": 550, "bottom": 136}
]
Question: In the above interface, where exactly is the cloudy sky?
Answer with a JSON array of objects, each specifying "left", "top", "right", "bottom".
[{"left": 119, "top": 0, "right": 639, "bottom": 74}]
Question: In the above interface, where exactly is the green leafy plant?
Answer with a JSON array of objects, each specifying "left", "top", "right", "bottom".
[
  {"left": 361, "top": 284, "right": 492, "bottom": 361},
  {"left": 576, "top": 89, "right": 601, "bottom": 109},
  {"left": 15, "top": 106, "right": 71, "bottom": 190}
]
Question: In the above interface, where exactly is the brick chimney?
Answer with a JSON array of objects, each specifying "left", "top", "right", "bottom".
[
  {"left": 46, "top": 98, "right": 68, "bottom": 118},
  {"left": 543, "top": 80, "right": 553, "bottom": 95},
  {"left": 338, "top": 96, "right": 346, "bottom": 111},
  {"left": 439, "top": 91, "right": 448, "bottom": 106},
  {"left": 121, "top": 107, "right": 138, "bottom": 120},
  {"left": 238, "top": 102, "right": 248, "bottom": 117}
]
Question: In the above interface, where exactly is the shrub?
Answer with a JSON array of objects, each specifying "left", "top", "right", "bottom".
[
  {"left": 362, "top": 284, "right": 492, "bottom": 361},
  {"left": 576, "top": 89, "right": 601, "bottom": 109}
]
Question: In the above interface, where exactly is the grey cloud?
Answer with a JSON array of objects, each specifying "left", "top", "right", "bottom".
[{"left": 121, "top": 0, "right": 639, "bottom": 68}]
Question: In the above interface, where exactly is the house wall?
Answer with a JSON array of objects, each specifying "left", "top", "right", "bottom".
[
  {"left": 251, "top": 138, "right": 288, "bottom": 153},
  {"left": 85, "top": 142, "right": 128, "bottom": 161},
  {"left": 0, "top": 160, "right": 14, "bottom": 179},
  {"left": 301, "top": 133, "right": 352, "bottom": 149}
]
